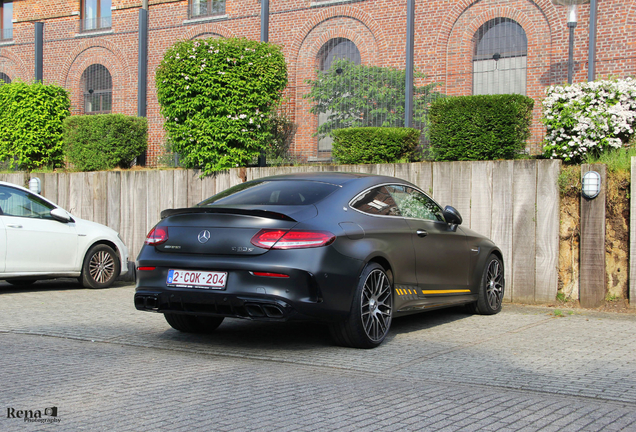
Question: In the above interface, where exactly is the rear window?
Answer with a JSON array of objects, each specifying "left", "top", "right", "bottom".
[{"left": 198, "top": 180, "right": 340, "bottom": 206}]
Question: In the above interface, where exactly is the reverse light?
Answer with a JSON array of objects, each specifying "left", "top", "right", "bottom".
[
  {"left": 250, "top": 229, "right": 335, "bottom": 250},
  {"left": 145, "top": 226, "right": 169, "bottom": 245}
]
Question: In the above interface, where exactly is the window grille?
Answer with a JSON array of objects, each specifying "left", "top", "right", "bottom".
[
  {"left": 0, "top": 1, "right": 12, "bottom": 41},
  {"left": 82, "top": 64, "right": 112, "bottom": 114},
  {"left": 0, "top": 72, "right": 10, "bottom": 85},
  {"left": 317, "top": 38, "right": 361, "bottom": 152},
  {"left": 472, "top": 18, "right": 527, "bottom": 95},
  {"left": 81, "top": 0, "right": 112, "bottom": 32},
  {"left": 189, "top": 0, "right": 226, "bottom": 19}
]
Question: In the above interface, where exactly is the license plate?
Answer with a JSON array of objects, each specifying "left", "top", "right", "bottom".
[{"left": 166, "top": 269, "right": 227, "bottom": 289}]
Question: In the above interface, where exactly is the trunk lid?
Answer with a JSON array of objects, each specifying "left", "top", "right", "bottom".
[{"left": 154, "top": 205, "right": 316, "bottom": 256}]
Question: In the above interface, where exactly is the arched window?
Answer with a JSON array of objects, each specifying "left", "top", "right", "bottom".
[
  {"left": 316, "top": 38, "right": 361, "bottom": 152},
  {"left": 0, "top": 72, "right": 10, "bottom": 85},
  {"left": 318, "top": 38, "right": 361, "bottom": 72},
  {"left": 473, "top": 18, "right": 527, "bottom": 95},
  {"left": 81, "top": 64, "right": 112, "bottom": 114}
]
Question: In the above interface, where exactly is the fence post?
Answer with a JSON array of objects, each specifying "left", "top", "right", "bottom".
[{"left": 580, "top": 164, "right": 606, "bottom": 308}]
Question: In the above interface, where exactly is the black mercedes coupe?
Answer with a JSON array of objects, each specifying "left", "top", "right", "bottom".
[{"left": 135, "top": 172, "right": 504, "bottom": 348}]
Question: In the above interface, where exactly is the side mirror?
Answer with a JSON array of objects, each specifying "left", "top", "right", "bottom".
[
  {"left": 443, "top": 205, "right": 463, "bottom": 226},
  {"left": 50, "top": 208, "right": 73, "bottom": 223}
]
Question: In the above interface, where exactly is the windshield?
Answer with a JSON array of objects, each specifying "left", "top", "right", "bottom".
[{"left": 198, "top": 180, "right": 340, "bottom": 206}]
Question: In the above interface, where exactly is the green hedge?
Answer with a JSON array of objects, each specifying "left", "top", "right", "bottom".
[
  {"left": 156, "top": 37, "right": 287, "bottom": 175},
  {"left": 0, "top": 81, "right": 70, "bottom": 170},
  {"left": 332, "top": 127, "right": 420, "bottom": 164},
  {"left": 429, "top": 94, "right": 534, "bottom": 161},
  {"left": 63, "top": 114, "right": 147, "bottom": 171}
]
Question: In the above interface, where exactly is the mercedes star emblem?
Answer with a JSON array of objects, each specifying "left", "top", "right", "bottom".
[{"left": 198, "top": 230, "right": 211, "bottom": 244}]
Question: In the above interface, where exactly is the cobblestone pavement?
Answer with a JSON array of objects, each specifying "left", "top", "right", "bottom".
[{"left": 1, "top": 280, "right": 635, "bottom": 431}]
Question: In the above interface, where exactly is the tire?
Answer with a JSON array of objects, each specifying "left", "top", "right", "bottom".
[
  {"left": 164, "top": 313, "right": 224, "bottom": 334},
  {"left": 329, "top": 262, "right": 393, "bottom": 349},
  {"left": 5, "top": 278, "right": 37, "bottom": 286},
  {"left": 469, "top": 254, "right": 505, "bottom": 315},
  {"left": 80, "top": 244, "right": 120, "bottom": 289}
]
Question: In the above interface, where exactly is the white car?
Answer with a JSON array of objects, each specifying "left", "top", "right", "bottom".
[{"left": 0, "top": 181, "right": 128, "bottom": 288}]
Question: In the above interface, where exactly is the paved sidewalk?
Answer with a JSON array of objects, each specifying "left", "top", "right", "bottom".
[{"left": 1, "top": 280, "right": 635, "bottom": 431}]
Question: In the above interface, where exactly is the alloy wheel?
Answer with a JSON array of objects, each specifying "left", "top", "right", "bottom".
[
  {"left": 486, "top": 259, "right": 504, "bottom": 310},
  {"left": 360, "top": 269, "right": 392, "bottom": 342},
  {"left": 89, "top": 250, "right": 115, "bottom": 284}
]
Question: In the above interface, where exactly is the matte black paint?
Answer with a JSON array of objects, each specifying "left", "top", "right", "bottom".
[{"left": 135, "top": 172, "right": 503, "bottom": 322}]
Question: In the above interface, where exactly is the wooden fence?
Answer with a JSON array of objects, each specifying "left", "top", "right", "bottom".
[{"left": 1, "top": 159, "right": 560, "bottom": 304}]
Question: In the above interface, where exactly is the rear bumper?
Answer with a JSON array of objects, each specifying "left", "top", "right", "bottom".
[
  {"left": 135, "top": 290, "right": 297, "bottom": 321},
  {"left": 134, "top": 247, "right": 364, "bottom": 322}
]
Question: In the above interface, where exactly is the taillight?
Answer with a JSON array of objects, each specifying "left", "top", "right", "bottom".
[
  {"left": 137, "top": 266, "right": 156, "bottom": 271},
  {"left": 251, "top": 229, "right": 335, "bottom": 250},
  {"left": 145, "top": 226, "right": 168, "bottom": 245}
]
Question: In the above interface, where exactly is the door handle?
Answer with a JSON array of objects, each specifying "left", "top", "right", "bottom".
[
  {"left": 416, "top": 229, "right": 428, "bottom": 238},
  {"left": 7, "top": 224, "right": 23, "bottom": 228}
]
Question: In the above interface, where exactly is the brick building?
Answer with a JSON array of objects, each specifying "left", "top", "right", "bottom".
[{"left": 0, "top": 0, "right": 634, "bottom": 165}]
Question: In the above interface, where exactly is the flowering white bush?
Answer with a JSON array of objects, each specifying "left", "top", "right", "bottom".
[{"left": 542, "top": 78, "right": 636, "bottom": 163}]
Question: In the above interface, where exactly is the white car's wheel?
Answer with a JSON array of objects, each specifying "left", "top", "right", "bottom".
[{"left": 80, "top": 244, "right": 120, "bottom": 289}]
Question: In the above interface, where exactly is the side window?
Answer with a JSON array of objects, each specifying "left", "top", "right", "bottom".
[
  {"left": 0, "top": 186, "right": 55, "bottom": 219},
  {"left": 350, "top": 186, "right": 401, "bottom": 217},
  {"left": 389, "top": 185, "right": 445, "bottom": 222}
]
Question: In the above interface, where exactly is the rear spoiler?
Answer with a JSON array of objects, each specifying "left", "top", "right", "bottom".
[{"left": 160, "top": 207, "right": 297, "bottom": 222}]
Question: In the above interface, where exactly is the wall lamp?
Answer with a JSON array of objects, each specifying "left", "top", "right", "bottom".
[{"left": 582, "top": 171, "right": 601, "bottom": 199}]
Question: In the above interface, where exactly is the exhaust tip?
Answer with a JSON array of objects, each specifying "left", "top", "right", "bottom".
[
  {"left": 246, "top": 304, "right": 265, "bottom": 317},
  {"left": 262, "top": 305, "right": 284, "bottom": 318}
]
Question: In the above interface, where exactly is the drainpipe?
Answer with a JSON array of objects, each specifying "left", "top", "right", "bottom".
[
  {"left": 404, "top": 0, "right": 415, "bottom": 128},
  {"left": 588, "top": 0, "right": 598, "bottom": 82},
  {"left": 258, "top": 0, "right": 269, "bottom": 167},
  {"left": 137, "top": 1, "right": 149, "bottom": 165},
  {"left": 34, "top": 22, "right": 44, "bottom": 82}
]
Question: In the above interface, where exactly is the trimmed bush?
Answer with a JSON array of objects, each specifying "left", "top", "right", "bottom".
[
  {"left": 0, "top": 81, "right": 70, "bottom": 170},
  {"left": 332, "top": 127, "right": 420, "bottom": 164},
  {"left": 156, "top": 37, "right": 287, "bottom": 175},
  {"left": 63, "top": 114, "right": 148, "bottom": 171},
  {"left": 429, "top": 94, "right": 534, "bottom": 161}
]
